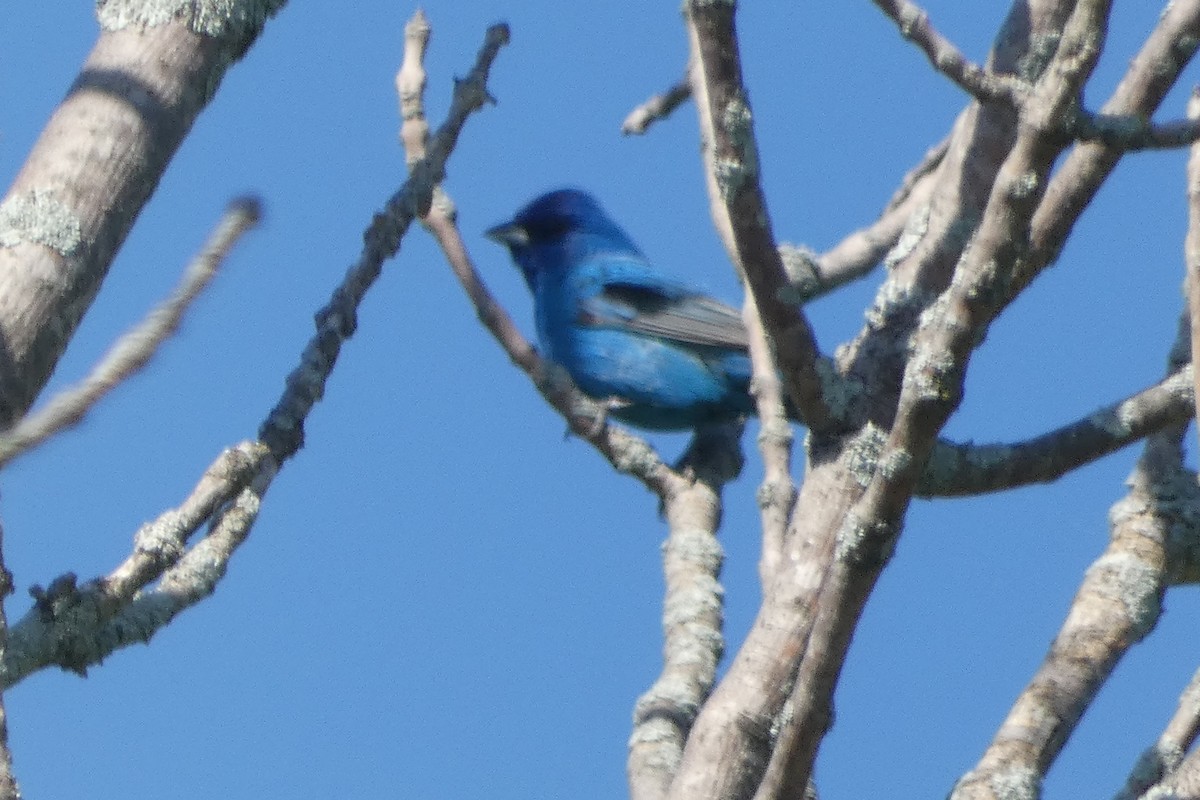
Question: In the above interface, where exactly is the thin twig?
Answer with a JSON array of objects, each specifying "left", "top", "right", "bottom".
[
  {"left": 0, "top": 15, "right": 510, "bottom": 688},
  {"left": 742, "top": 294, "right": 794, "bottom": 584},
  {"left": 393, "top": 22, "right": 738, "bottom": 800},
  {"left": 396, "top": 11, "right": 682, "bottom": 494},
  {"left": 1029, "top": 1, "right": 1200, "bottom": 288},
  {"left": 0, "top": 199, "right": 261, "bottom": 468},
  {"left": 622, "top": 74, "right": 692, "bottom": 135},
  {"left": 422, "top": 210, "right": 680, "bottom": 490},
  {"left": 259, "top": 19, "right": 511, "bottom": 461},
  {"left": 871, "top": 0, "right": 1027, "bottom": 102},
  {"left": 785, "top": 136, "right": 947, "bottom": 302},
  {"left": 397, "top": 9, "right": 432, "bottom": 164}
]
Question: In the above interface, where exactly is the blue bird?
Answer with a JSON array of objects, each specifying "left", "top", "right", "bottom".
[{"left": 486, "top": 189, "right": 761, "bottom": 431}]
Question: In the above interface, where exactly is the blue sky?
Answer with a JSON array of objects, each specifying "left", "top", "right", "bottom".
[{"left": 1, "top": 2, "right": 1198, "bottom": 798}]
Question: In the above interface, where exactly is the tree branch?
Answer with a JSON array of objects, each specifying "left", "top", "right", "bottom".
[
  {"left": 1029, "top": 0, "right": 1200, "bottom": 277},
  {"left": 919, "top": 365, "right": 1193, "bottom": 496},
  {"left": 629, "top": 425, "right": 741, "bottom": 800},
  {"left": 1187, "top": 88, "right": 1200, "bottom": 451},
  {"left": 871, "top": 0, "right": 1028, "bottom": 102},
  {"left": 950, "top": 336, "right": 1190, "bottom": 799},
  {"left": 1116, "top": 666, "right": 1200, "bottom": 799},
  {"left": 1078, "top": 112, "right": 1200, "bottom": 150},
  {"left": 798, "top": 138, "right": 945, "bottom": 300},
  {"left": 0, "top": 14, "right": 508, "bottom": 687},
  {"left": 742, "top": 293, "right": 795, "bottom": 585},
  {"left": 259, "top": 18, "right": 511, "bottom": 462},
  {"left": 951, "top": 49, "right": 1200, "bottom": 792},
  {"left": 0, "top": 0, "right": 285, "bottom": 427},
  {"left": 950, "top": 435, "right": 1174, "bottom": 799},
  {"left": 1136, "top": 745, "right": 1200, "bottom": 799},
  {"left": 0, "top": 199, "right": 260, "bottom": 469},
  {"left": 866, "top": 0, "right": 1109, "bottom": 534},
  {"left": 1, "top": 441, "right": 271, "bottom": 685},
  {"left": 685, "top": 0, "right": 836, "bottom": 433},
  {"left": 762, "top": 4, "right": 1108, "bottom": 797},
  {"left": 622, "top": 73, "right": 692, "bottom": 136}
]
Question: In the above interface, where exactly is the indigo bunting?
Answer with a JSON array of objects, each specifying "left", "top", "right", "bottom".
[{"left": 486, "top": 189, "right": 761, "bottom": 431}]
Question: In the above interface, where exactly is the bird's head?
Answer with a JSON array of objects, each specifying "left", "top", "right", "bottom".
[{"left": 486, "top": 189, "right": 640, "bottom": 287}]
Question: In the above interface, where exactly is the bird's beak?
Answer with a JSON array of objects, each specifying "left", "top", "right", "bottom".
[{"left": 485, "top": 221, "right": 529, "bottom": 249}]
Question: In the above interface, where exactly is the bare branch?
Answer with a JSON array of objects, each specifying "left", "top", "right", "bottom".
[
  {"left": 107, "top": 461, "right": 275, "bottom": 647},
  {"left": 919, "top": 365, "right": 1193, "bottom": 496},
  {"left": 1161, "top": 668, "right": 1200, "bottom": 750},
  {"left": 871, "top": 0, "right": 1027, "bottom": 102},
  {"left": 629, "top": 425, "right": 741, "bottom": 800},
  {"left": 686, "top": 0, "right": 836, "bottom": 434},
  {"left": 1187, "top": 88, "right": 1200, "bottom": 450},
  {"left": 1117, "top": 667, "right": 1200, "bottom": 799},
  {"left": 0, "top": 199, "right": 260, "bottom": 468},
  {"left": 775, "top": 136, "right": 949, "bottom": 304},
  {"left": 1140, "top": 746, "right": 1200, "bottom": 799},
  {"left": 952, "top": 50, "right": 1197, "bottom": 792},
  {"left": 800, "top": 142, "right": 944, "bottom": 299},
  {"left": 397, "top": 9, "right": 433, "bottom": 165},
  {"left": 0, "top": 14, "right": 509, "bottom": 687},
  {"left": 0, "top": 4, "right": 283, "bottom": 427},
  {"left": 1030, "top": 1, "right": 1200, "bottom": 277},
  {"left": 742, "top": 293, "right": 795, "bottom": 584},
  {"left": 761, "top": 5, "right": 1111, "bottom": 798},
  {"left": 393, "top": 25, "right": 744, "bottom": 800},
  {"left": 951, "top": 309, "right": 1190, "bottom": 799},
  {"left": 105, "top": 442, "right": 271, "bottom": 607},
  {"left": 950, "top": 441, "right": 1172, "bottom": 799},
  {"left": 1078, "top": 112, "right": 1200, "bottom": 150},
  {"left": 259, "top": 18, "right": 511, "bottom": 462},
  {"left": 659, "top": 9, "right": 855, "bottom": 798},
  {"left": 622, "top": 74, "right": 692, "bottom": 136},
  {"left": 6, "top": 457, "right": 278, "bottom": 686},
  {"left": 836, "top": 2, "right": 1061, "bottom": 420},
  {"left": 628, "top": 521, "right": 722, "bottom": 800},
  {"left": 663, "top": 5, "right": 1087, "bottom": 798},
  {"left": 867, "top": 0, "right": 1110, "bottom": 527},
  {"left": 0, "top": 441, "right": 271, "bottom": 685}
]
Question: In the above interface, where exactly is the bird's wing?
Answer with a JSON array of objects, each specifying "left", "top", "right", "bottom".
[{"left": 581, "top": 260, "right": 750, "bottom": 350}]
